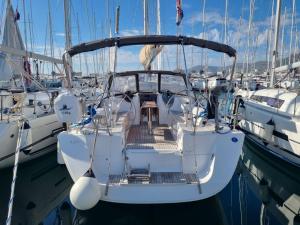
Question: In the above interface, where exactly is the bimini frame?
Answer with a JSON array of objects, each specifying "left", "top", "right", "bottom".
[
  {"left": 62, "top": 35, "right": 236, "bottom": 85},
  {"left": 62, "top": 35, "right": 237, "bottom": 129}
]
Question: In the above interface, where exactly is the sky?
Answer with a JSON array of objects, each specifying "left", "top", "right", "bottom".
[{"left": 2, "top": 0, "right": 300, "bottom": 75}]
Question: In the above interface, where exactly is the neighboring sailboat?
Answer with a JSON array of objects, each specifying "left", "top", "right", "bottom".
[
  {"left": 0, "top": 1, "right": 64, "bottom": 168},
  {"left": 54, "top": 35, "right": 244, "bottom": 210},
  {"left": 236, "top": 0, "right": 300, "bottom": 166}
]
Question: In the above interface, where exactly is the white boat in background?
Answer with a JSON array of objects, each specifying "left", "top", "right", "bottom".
[
  {"left": 236, "top": 88, "right": 300, "bottom": 166},
  {"left": 0, "top": 90, "right": 64, "bottom": 168},
  {"left": 0, "top": 1, "right": 64, "bottom": 168},
  {"left": 236, "top": 0, "right": 300, "bottom": 167},
  {"left": 54, "top": 35, "right": 244, "bottom": 210}
]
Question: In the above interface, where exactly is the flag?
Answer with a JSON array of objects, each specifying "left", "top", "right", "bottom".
[
  {"left": 14, "top": 9, "right": 20, "bottom": 22},
  {"left": 176, "top": 0, "right": 184, "bottom": 26}
]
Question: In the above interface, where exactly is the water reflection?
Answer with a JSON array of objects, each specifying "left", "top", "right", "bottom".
[
  {"left": 220, "top": 139, "right": 300, "bottom": 225},
  {"left": 0, "top": 152, "right": 73, "bottom": 225},
  {"left": 73, "top": 197, "right": 227, "bottom": 225}
]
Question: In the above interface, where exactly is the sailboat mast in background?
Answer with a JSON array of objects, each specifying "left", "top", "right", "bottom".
[
  {"left": 270, "top": 0, "right": 281, "bottom": 87},
  {"left": 156, "top": 0, "right": 161, "bottom": 70},
  {"left": 144, "top": 0, "right": 149, "bottom": 35},
  {"left": 63, "top": 0, "right": 72, "bottom": 51}
]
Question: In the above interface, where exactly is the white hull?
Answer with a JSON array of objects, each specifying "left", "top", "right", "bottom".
[
  {"left": 237, "top": 88, "right": 300, "bottom": 166},
  {"left": 244, "top": 133, "right": 300, "bottom": 167},
  {"left": 0, "top": 114, "right": 62, "bottom": 168},
  {"left": 58, "top": 121, "right": 244, "bottom": 204}
]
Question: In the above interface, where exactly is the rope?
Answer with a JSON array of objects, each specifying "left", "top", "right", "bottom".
[
  {"left": 6, "top": 120, "right": 25, "bottom": 225},
  {"left": 89, "top": 118, "right": 100, "bottom": 172}
]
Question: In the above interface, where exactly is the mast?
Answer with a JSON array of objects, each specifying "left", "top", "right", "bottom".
[
  {"left": 289, "top": 0, "right": 295, "bottom": 65},
  {"left": 293, "top": 26, "right": 298, "bottom": 63},
  {"left": 144, "top": 0, "right": 149, "bottom": 35},
  {"left": 28, "top": 0, "right": 35, "bottom": 53},
  {"left": 156, "top": 0, "right": 161, "bottom": 70},
  {"left": 48, "top": 0, "right": 54, "bottom": 73},
  {"left": 22, "top": 0, "right": 28, "bottom": 53},
  {"left": 76, "top": 13, "right": 82, "bottom": 72},
  {"left": 223, "top": 0, "right": 228, "bottom": 72},
  {"left": 200, "top": 0, "right": 206, "bottom": 71},
  {"left": 270, "top": 0, "right": 281, "bottom": 88},
  {"left": 280, "top": 7, "right": 286, "bottom": 66},
  {"left": 64, "top": 0, "right": 72, "bottom": 51},
  {"left": 64, "top": 0, "right": 72, "bottom": 72},
  {"left": 267, "top": 0, "right": 275, "bottom": 73},
  {"left": 245, "top": 0, "right": 255, "bottom": 78}
]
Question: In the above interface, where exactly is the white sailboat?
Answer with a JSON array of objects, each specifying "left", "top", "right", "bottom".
[
  {"left": 236, "top": 0, "right": 300, "bottom": 166},
  {"left": 54, "top": 35, "right": 244, "bottom": 210},
  {"left": 0, "top": 1, "right": 64, "bottom": 168}
]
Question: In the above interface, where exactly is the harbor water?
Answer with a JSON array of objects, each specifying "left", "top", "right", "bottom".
[{"left": 0, "top": 138, "right": 299, "bottom": 225}]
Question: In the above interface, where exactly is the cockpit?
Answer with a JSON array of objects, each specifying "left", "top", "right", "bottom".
[{"left": 104, "top": 70, "right": 190, "bottom": 131}]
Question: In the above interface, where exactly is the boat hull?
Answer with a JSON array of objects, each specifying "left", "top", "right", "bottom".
[
  {"left": 58, "top": 128, "right": 244, "bottom": 204},
  {"left": 0, "top": 114, "right": 62, "bottom": 168}
]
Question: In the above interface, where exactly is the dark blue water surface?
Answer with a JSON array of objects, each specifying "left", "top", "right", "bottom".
[{"left": 1, "top": 138, "right": 300, "bottom": 225}]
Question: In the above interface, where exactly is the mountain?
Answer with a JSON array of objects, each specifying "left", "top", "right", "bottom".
[{"left": 189, "top": 53, "right": 300, "bottom": 74}]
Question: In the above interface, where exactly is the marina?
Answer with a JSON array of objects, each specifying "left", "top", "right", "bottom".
[{"left": 0, "top": 0, "right": 300, "bottom": 224}]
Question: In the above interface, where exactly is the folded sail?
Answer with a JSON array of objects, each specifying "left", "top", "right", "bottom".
[
  {"left": 139, "top": 45, "right": 163, "bottom": 70},
  {"left": 0, "top": 2, "right": 25, "bottom": 81}
]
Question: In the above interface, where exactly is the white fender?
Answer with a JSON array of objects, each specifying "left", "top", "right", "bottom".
[
  {"left": 259, "top": 120, "right": 275, "bottom": 142},
  {"left": 70, "top": 173, "right": 101, "bottom": 210}
]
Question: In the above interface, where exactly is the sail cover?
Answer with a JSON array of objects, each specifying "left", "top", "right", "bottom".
[
  {"left": 139, "top": 45, "right": 163, "bottom": 70},
  {"left": 0, "top": 2, "right": 25, "bottom": 81}
]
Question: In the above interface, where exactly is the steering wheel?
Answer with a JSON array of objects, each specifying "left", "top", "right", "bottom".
[
  {"left": 112, "top": 91, "right": 134, "bottom": 103},
  {"left": 161, "top": 89, "right": 175, "bottom": 107},
  {"left": 165, "top": 89, "right": 207, "bottom": 124},
  {"left": 162, "top": 89, "right": 188, "bottom": 113},
  {"left": 97, "top": 91, "right": 136, "bottom": 125},
  {"left": 97, "top": 91, "right": 134, "bottom": 107},
  {"left": 123, "top": 90, "right": 134, "bottom": 103}
]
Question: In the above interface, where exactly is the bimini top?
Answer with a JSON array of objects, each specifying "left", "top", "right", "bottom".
[{"left": 67, "top": 35, "right": 237, "bottom": 58}]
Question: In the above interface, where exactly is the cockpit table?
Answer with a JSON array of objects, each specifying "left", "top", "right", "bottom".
[{"left": 140, "top": 101, "right": 159, "bottom": 134}]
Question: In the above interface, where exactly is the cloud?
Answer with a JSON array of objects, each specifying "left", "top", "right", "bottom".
[
  {"left": 187, "top": 11, "right": 244, "bottom": 28},
  {"left": 188, "top": 11, "right": 224, "bottom": 25},
  {"left": 198, "top": 28, "right": 221, "bottom": 42},
  {"left": 256, "top": 29, "right": 269, "bottom": 46},
  {"left": 120, "top": 29, "right": 143, "bottom": 36},
  {"left": 55, "top": 32, "right": 65, "bottom": 37}
]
